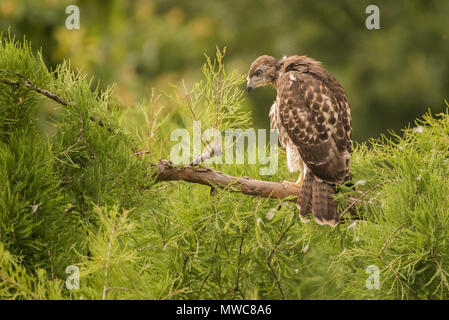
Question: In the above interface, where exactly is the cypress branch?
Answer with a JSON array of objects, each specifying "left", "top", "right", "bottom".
[
  {"left": 152, "top": 160, "right": 300, "bottom": 201},
  {"left": 0, "top": 70, "right": 114, "bottom": 133}
]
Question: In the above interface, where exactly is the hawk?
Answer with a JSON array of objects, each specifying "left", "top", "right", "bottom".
[{"left": 246, "top": 55, "right": 352, "bottom": 227}]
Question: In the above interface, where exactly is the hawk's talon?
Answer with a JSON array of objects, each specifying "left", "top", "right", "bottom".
[{"left": 282, "top": 180, "right": 303, "bottom": 189}]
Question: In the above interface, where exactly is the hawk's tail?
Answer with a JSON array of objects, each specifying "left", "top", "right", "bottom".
[
  {"left": 296, "top": 171, "right": 314, "bottom": 223},
  {"left": 296, "top": 173, "right": 339, "bottom": 227}
]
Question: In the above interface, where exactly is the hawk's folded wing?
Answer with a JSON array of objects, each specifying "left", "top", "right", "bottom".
[{"left": 277, "top": 70, "right": 352, "bottom": 184}]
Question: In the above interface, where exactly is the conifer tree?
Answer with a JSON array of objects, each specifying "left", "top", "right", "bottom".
[{"left": 1, "top": 35, "right": 449, "bottom": 300}]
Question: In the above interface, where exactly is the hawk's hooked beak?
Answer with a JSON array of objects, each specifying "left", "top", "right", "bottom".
[{"left": 246, "top": 77, "right": 254, "bottom": 92}]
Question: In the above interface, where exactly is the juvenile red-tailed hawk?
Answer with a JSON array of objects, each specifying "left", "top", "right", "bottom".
[{"left": 246, "top": 55, "right": 352, "bottom": 227}]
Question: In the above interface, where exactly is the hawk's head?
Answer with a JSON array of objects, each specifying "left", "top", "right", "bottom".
[{"left": 246, "top": 55, "right": 281, "bottom": 92}]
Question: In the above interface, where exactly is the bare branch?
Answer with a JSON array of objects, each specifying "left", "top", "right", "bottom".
[
  {"left": 152, "top": 160, "right": 300, "bottom": 201},
  {"left": 0, "top": 71, "right": 114, "bottom": 133},
  {"left": 0, "top": 71, "right": 70, "bottom": 106}
]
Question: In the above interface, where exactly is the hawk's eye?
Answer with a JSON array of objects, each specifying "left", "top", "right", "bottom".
[{"left": 255, "top": 69, "right": 263, "bottom": 77}]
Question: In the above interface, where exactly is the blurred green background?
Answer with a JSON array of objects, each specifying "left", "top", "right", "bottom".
[{"left": 1, "top": 0, "right": 448, "bottom": 142}]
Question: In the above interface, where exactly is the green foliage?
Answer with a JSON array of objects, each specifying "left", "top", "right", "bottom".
[
  {"left": 0, "top": 243, "right": 64, "bottom": 299},
  {"left": 334, "top": 109, "right": 449, "bottom": 299},
  {"left": 1, "top": 36, "right": 449, "bottom": 300}
]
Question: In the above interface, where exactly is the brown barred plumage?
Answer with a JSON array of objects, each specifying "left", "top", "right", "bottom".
[{"left": 247, "top": 55, "right": 353, "bottom": 226}]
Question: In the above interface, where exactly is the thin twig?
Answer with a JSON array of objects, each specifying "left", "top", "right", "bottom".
[
  {"left": 102, "top": 211, "right": 125, "bottom": 300},
  {"left": 197, "top": 241, "right": 219, "bottom": 298},
  {"left": 233, "top": 221, "right": 249, "bottom": 300},
  {"left": 0, "top": 71, "right": 114, "bottom": 133},
  {"left": 133, "top": 150, "right": 151, "bottom": 156},
  {"left": 0, "top": 70, "right": 69, "bottom": 105},
  {"left": 380, "top": 223, "right": 406, "bottom": 255},
  {"left": 216, "top": 74, "right": 220, "bottom": 130},
  {"left": 102, "top": 222, "right": 117, "bottom": 300},
  {"left": 146, "top": 90, "right": 159, "bottom": 157},
  {"left": 189, "top": 145, "right": 222, "bottom": 166},
  {"left": 183, "top": 92, "right": 208, "bottom": 149},
  {"left": 340, "top": 181, "right": 387, "bottom": 217},
  {"left": 47, "top": 249, "right": 55, "bottom": 281},
  {"left": 266, "top": 218, "right": 296, "bottom": 299}
]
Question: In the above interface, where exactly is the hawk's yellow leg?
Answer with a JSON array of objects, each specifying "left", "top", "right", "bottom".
[{"left": 282, "top": 161, "right": 307, "bottom": 189}]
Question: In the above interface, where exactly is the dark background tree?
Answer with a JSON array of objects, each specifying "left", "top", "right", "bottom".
[{"left": 2, "top": 0, "right": 448, "bottom": 142}]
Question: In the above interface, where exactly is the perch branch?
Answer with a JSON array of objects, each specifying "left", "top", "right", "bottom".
[{"left": 152, "top": 160, "right": 300, "bottom": 201}]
